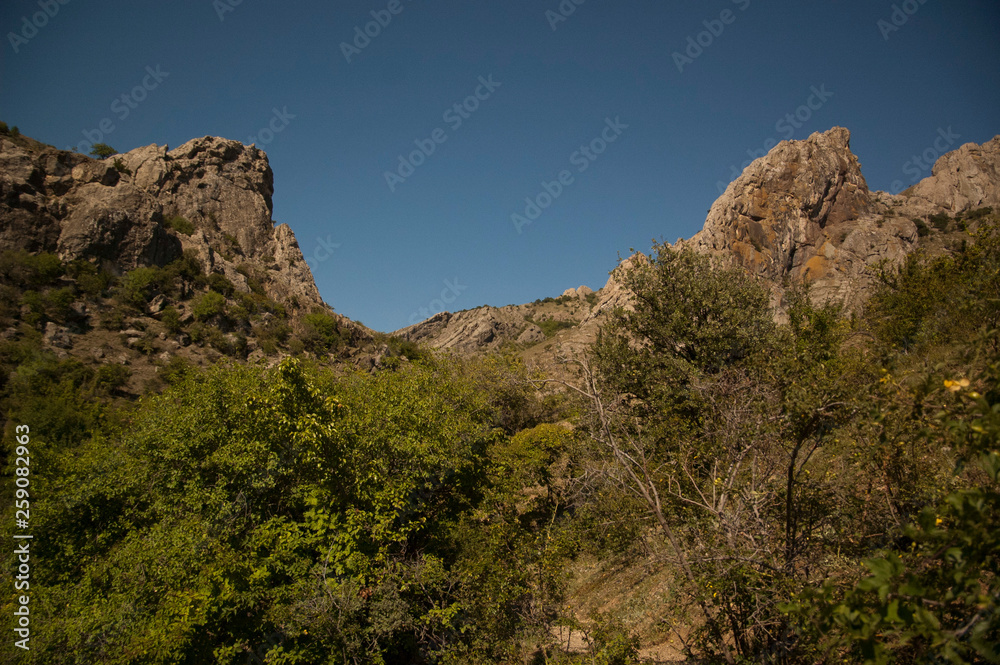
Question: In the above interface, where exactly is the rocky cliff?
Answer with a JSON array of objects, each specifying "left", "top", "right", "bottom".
[
  {"left": 0, "top": 129, "right": 384, "bottom": 391},
  {"left": 1, "top": 132, "right": 323, "bottom": 310},
  {"left": 398, "top": 128, "right": 1000, "bottom": 356}
]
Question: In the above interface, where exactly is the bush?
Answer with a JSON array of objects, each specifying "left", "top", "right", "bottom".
[
  {"left": 929, "top": 212, "right": 952, "bottom": 232},
  {"left": 300, "top": 311, "right": 342, "bottom": 355},
  {"left": 164, "top": 215, "right": 194, "bottom": 236},
  {"left": 253, "top": 319, "right": 291, "bottom": 355},
  {"left": 160, "top": 306, "right": 182, "bottom": 334},
  {"left": 116, "top": 267, "right": 161, "bottom": 309},
  {"left": 94, "top": 364, "right": 131, "bottom": 393},
  {"left": 89, "top": 143, "right": 116, "bottom": 159},
  {"left": 966, "top": 206, "right": 994, "bottom": 221},
  {"left": 66, "top": 260, "right": 113, "bottom": 297},
  {"left": 159, "top": 356, "right": 194, "bottom": 385},
  {"left": 525, "top": 316, "right": 576, "bottom": 338},
  {"left": 386, "top": 336, "right": 428, "bottom": 363},
  {"left": 112, "top": 158, "right": 131, "bottom": 175},
  {"left": 0, "top": 250, "right": 64, "bottom": 288},
  {"left": 913, "top": 218, "right": 931, "bottom": 237},
  {"left": 192, "top": 291, "right": 226, "bottom": 322},
  {"left": 99, "top": 305, "right": 128, "bottom": 331},
  {"left": 205, "top": 272, "right": 235, "bottom": 297}
]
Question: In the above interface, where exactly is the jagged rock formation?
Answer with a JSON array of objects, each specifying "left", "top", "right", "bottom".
[
  {"left": 0, "top": 130, "right": 382, "bottom": 389},
  {"left": 682, "top": 128, "right": 999, "bottom": 309},
  {"left": 400, "top": 307, "right": 545, "bottom": 354},
  {"left": 903, "top": 136, "right": 1000, "bottom": 213},
  {"left": 1, "top": 133, "right": 323, "bottom": 310},
  {"left": 399, "top": 128, "right": 999, "bottom": 356}
]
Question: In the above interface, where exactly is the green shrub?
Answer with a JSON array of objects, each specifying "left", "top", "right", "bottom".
[
  {"left": 913, "top": 218, "right": 931, "bottom": 237},
  {"left": 89, "top": 143, "right": 116, "bottom": 159},
  {"left": 525, "top": 316, "right": 576, "bottom": 338},
  {"left": 67, "top": 260, "right": 113, "bottom": 297},
  {"left": 929, "top": 212, "right": 952, "bottom": 232},
  {"left": 301, "top": 311, "right": 342, "bottom": 354},
  {"left": 160, "top": 306, "right": 182, "bottom": 334},
  {"left": 159, "top": 356, "right": 194, "bottom": 385},
  {"left": 116, "top": 267, "right": 160, "bottom": 309},
  {"left": 19, "top": 291, "right": 44, "bottom": 326},
  {"left": 10, "top": 126, "right": 19, "bottom": 138},
  {"left": 253, "top": 318, "right": 291, "bottom": 355},
  {"left": 206, "top": 272, "right": 235, "bottom": 297},
  {"left": 94, "top": 364, "right": 131, "bottom": 393},
  {"left": 200, "top": 327, "right": 245, "bottom": 357},
  {"left": 192, "top": 291, "right": 226, "bottom": 321},
  {"left": 0, "top": 250, "right": 64, "bottom": 288},
  {"left": 43, "top": 287, "right": 77, "bottom": 323},
  {"left": 112, "top": 158, "right": 132, "bottom": 175},
  {"left": 99, "top": 305, "right": 127, "bottom": 331},
  {"left": 164, "top": 215, "right": 194, "bottom": 236},
  {"left": 587, "top": 613, "right": 641, "bottom": 665},
  {"left": 386, "top": 336, "right": 428, "bottom": 363},
  {"left": 965, "top": 206, "right": 993, "bottom": 221}
]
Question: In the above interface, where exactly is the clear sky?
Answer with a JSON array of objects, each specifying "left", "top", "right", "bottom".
[{"left": 2, "top": 0, "right": 998, "bottom": 332}]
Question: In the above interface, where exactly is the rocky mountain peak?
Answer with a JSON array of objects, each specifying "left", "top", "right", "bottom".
[
  {"left": 0, "top": 132, "right": 322, "bottom": 311},
  {"left": 903, "top": 135, "right": 1000, "bottom": 213},
  {"left": 681, "top": 126, "right": 890, "bottom": 306},
  {"left": 399, "top": 127, "right": 999, "bottom": 356}
]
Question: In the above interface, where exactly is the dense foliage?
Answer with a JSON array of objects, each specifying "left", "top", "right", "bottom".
[
  {"left": 2, "top": 353, "right": 576, "bottom": 663},
  {"left": 2, "top": 217, "right": 998, "bottom": 663},
  {"left": 578, "top": 222, "right": 1000, "bottom": 663}
]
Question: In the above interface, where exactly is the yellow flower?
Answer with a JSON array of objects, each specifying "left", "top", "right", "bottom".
[
  {"left": 944, "top": 378, "right": 969, "bottom": 392},
  {"left": 935, "top": 517, "right": 943, "bottom": 526}
]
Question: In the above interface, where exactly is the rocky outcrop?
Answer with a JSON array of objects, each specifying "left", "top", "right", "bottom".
[
  {"left": 903, "top": 136, "right": 1000, "bottom": 213},
  {"left": 396, "top": 306, "right": 545, "bottom": 354},
  {"left": 682, "top": 127, "right": 909, "bottom": 309},
  {"left": 0, "top": 133, "right": 323, "bottom": 311},
  {"left": 399, "top": 127, "right": 999, "bottom": 357}
]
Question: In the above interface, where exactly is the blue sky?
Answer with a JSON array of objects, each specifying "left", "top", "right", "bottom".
[{"left": 2, "top": 0, "right": 998, "bottom": 332}]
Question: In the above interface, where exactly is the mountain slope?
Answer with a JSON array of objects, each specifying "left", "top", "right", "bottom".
[
  {"left": 0, "top": 128, "right": 385, "bottom": 393},
  {"left": 396, "top": 128, "right": 1000, "bottom": 360}
]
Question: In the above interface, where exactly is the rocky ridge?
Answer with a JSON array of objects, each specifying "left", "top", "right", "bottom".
[
  {"left": 397, "top": 128, "right": 1000, "bottom": 357},
  {"left": 1, "top": 132, "right": 323, "bottom": 309},
  {"left": 0, "top": 130, "right": 385, "bottom": 390}
]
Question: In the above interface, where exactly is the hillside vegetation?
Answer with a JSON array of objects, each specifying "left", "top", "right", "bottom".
[{"left": 2, "top": 213, "right": 998, "bottom": 663}]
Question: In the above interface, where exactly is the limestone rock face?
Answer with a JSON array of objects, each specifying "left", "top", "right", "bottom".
[
  {"left": 681, "top": 127, "right": 908, "bottom": 309},
  {"left": 904, "top": 136, "right": 1000, "bottom": 213},
  {"left": 399, "top": 127, "right": 999, "bottom": 359},
  {"left": 0, "top": 134, "right": 323, "bottom": 310},
  {"left": 396, "top": 306, "right": 534, "bottom": 354}
]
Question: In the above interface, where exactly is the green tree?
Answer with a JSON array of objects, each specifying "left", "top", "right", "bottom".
[{"left": 89, "top": 143, "right": 116, "bottom": 159}]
